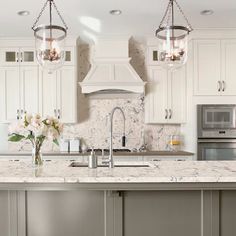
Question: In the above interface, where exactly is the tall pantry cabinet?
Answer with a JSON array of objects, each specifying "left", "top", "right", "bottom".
[{"left": 0, "top": 39, "right": 77, "bottom": 123}]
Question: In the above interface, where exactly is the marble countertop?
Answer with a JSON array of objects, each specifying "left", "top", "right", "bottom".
[{"left": 0, "top": 160, "right": 235, "bottom": 184}]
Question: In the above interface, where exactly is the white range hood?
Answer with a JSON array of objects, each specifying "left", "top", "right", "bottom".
[{"left": 79, "top": 37, "right": 146, "bottom": 94}]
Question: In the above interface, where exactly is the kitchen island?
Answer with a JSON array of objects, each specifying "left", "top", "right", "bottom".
[{"left": 0, "top": 160, "right": 236, "bottom": 236}]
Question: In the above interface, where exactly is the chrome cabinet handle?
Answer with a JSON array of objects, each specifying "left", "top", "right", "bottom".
[
  {"left": 16, "top": 52, "right": 19, "bottom": 62},
  {"left": 20, "top": 109, "right": 24, "bottom": 119},
  {"left": 169, "top": 109, "right": 172, "bottom": 119},
  {"left": 165, "top": 109, "right": 168, "bottom": 119},
  {"left": 20, "top": 52, "right": 23, "bottom": 62},
  {"left": 57, "top": 109, "right": 61, "bottom": 119},
  {"left": 218, "top": 81, "right": 222, "bottom": 92},
  {"left": 222, "top": 80, "right": 225, "bottom": 92},
  {"left": 16, "top": 109, "right": 20, "bottom": 120},
  {"left": 54, "top": 109, "right": 57, "bottom": 117}
]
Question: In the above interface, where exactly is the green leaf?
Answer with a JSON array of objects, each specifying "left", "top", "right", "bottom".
[
  {"left": 53, "top": 139, "right": 59, "bottom": 146},
  {"left": 8, "top": 134, "right": 25, "bottom": 142},
  {"left": 26, "top": 134, "right": 34, "bottom": 140}
]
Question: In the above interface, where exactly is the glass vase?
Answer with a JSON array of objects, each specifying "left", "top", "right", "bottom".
[{"left": 32, "top": 147, "right": 43, "bottom": 166}]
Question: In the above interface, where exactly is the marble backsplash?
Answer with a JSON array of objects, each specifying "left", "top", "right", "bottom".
[{"left": 9, "top": 38, "right": 180, "bottom": 152}]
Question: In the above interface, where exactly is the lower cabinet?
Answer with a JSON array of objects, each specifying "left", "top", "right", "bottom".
[
  {"left": 26, "top": 191, "right": 104, "bottom": 236},
  {"left": 2, "top": 189, "right": 236, "bottom": 236},
  {"left": 124, "top": 191, "right": 201, "bottom": 236}
]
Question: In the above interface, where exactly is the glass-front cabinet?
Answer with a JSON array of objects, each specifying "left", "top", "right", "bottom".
[
  {"left": 0, "top": 47, "right": 74, "bottom": 66},
  {"left": 0, "top": 47, "right": 36, "bottom": 65}
]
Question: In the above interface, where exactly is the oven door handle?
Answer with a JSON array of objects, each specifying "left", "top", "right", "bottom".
[{"left": 198, "top": 139, "right": 236, "bottom": 143}]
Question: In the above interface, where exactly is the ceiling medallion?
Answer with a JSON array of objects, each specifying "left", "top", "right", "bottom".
[
  {"left": 32, "top": 0, "right": 68, "bottom": 73},
  {"left": 156, "top": 0, "right": 193, "bottom": 69}
]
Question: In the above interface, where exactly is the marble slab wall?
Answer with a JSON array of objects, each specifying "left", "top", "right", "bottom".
[{"left": 9, "top": 39, "right": 180, "bottom": 152}]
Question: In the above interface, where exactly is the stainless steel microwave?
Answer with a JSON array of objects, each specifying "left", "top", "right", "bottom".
[{"left": 197, "top": 105, "right": 236, "bottom": 138}]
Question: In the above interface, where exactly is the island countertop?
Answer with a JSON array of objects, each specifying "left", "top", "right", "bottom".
[{"left": 0, "top": 160, "right": 236, "bottom": 190}]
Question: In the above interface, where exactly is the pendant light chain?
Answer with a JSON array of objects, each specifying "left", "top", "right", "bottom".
[
  {"left": 52, "top": 1, "right": 68, "bottom": 30},
  {"left": 174, "top": 0, "right": 193, "bottom": 31},
  {"left": 158, "top": 0, "right": 193, "bottom": 31},
  {"left": 32, "top": 0, "right": 68, "bottom": 30},
  {"left": 32, "top": 0, "right": 48, "bottom": 30},
  {"left": 158, "top": 0, "right": 172, "bottom": 28}
]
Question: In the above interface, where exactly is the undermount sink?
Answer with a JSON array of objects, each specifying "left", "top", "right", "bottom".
[{"left": 69, "top": 162, "right": 149, "bottom": 168}]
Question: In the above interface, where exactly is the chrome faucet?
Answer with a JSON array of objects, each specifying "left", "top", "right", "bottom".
[{"left": 106, "top": 107, "right": 126, "bottom": 168}]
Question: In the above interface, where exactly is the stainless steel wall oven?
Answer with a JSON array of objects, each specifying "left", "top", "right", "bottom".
[{"left": 197, "top": 105, "right": 236, "bottom": 160}]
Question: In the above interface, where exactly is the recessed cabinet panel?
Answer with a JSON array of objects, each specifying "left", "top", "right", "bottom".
[
  {"left": 168, "top": 67, "right": 186, "bottom": 123},
  {"left": 145, "top": 67, "right": 168, "bottom": 123},
  {"left": 124, "top": 191, "right": 201, "bottom": 236},
  {"left": 3, "top": 67, "right": 21, "bottom": 121},
  {"left": 57, "top": 67, "right": 77, "bottom": 123},
  {"left": 40, "top": 70, "right": 58, "bottom": 117},
  {"left": 21, "top": 66, "right": 39, "bottom": 114},
  {"left": 193, "top": 40, "right": 221, "bottom": 95},
  {"left": 221, "top": 40, "right": 236, "bottom": 95}
]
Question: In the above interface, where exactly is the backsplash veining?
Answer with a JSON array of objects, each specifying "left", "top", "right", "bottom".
[{"left": 9, "top": 38, "right": 180, "bottom": 152}]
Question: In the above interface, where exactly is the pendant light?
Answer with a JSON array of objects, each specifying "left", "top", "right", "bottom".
[
  {"left": 32, "top": 0, "right": 68, "bottom": 73},
  {"left": 156, "top": 0, "right": 193, "bottom": 69}
]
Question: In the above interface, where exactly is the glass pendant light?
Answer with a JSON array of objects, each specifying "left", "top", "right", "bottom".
[
  {"left": 32, "top": 0, "right": 68, "bottom": 73},
  {"left": 156, "top": 0, "right": 193, "bottom": 70}
]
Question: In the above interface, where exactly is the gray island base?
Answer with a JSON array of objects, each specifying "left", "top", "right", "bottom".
[{"left": 1, "top": 160, "right": 236, "bottom": 236}]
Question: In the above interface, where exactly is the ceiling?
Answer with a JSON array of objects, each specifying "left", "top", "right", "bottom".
[{"left": 0, "top": 0, "right": 236, "bottom": 42}]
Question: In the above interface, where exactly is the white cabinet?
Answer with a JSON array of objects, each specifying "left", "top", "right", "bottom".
[
  {"left": 193, "top": 39, "right": 236, "bottom": 96},
  {"left": 221, "top": 40, "right": 236, "bottom": 95},
  {"left": 57, "top": 67, "right": 77, "bottom": 123},
  {"left": 0, "top": 47, "right": 36, "bottom": 66},
  {"left": 0, "top": 67, "right": 20, "bottom": 122},
  {"left": 21, "top": 66, "right": 40, "bottom": 115},
  {"left": 145, "top": 66, "right": 186, "bottom": 124},
  {"left": 40, "top": 66, "right": 77, "bottom": 123},
  {"left": 145, "top": 67, "right": 168, "bottom": 123},
  {"left": 193, "top": 40, "right": 221, "bottom": 95},
  {"left": 0, "top": 66, "right": 39, "bottom": 122},
  {"left": 0, "top": 43, "right": 77, "bottom": 124}
]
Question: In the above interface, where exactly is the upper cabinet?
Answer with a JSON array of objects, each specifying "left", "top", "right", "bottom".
[
  {"left": 0, "top": 40, "right": 77, "bottom": 124},
  {"left": 145, "top": 66, "right": 186, "bottom": 124},
  {"left": 193, "top": 39, "right": 236, "bottom": 96},
  {"left": 40, "top": 66, "right": 77, "bottom": 123},
  {"left": 0, "top": 47, "right": 36, "bottom": 66}
]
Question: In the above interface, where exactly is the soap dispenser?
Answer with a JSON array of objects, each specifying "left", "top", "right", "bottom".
[{"left": 88, "top": 148, "right": 97, "bottom": 169}]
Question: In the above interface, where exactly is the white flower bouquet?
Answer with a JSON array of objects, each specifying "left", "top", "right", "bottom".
[{"left": 8, "top": 113, "right": 64, "bottom": 165}]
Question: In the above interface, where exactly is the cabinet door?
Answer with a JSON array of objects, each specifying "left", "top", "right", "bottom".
[
  {"left": 20, "top": 48, "right": 36, "bottom": 66},
  {"left": 64, "top": 47, "right": 75, "bottom": 65},
  {"left": 0, "top": 48, "right": 20, "bottom": 66},
  {"left": 193, "top": 40, "right": 221, "bottom": 95},
  {"left": 57, "top": 66, "right": 77, "bottom": 123},
  {"left": 168, "top": 67, "right": 186, "bottom": 123},
  {"left": 40, "top": 70, "right": 57, "bottom": 118},
  {"left": 221, "top": 40, "right": 236, "bottom": 95},
  {"left": 0, "top": 67, "right": 20, "bottom": 122},
  {"left": 145, "top": 67, "right": 168, "bottom": 123},
  {"left": 21, "top": 66, "right": 39, "bottom": 114}
]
